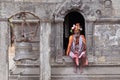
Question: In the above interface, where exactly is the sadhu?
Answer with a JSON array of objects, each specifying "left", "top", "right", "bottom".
[{"left": 66, "top": 23, "right": 88, "bottom": 73}]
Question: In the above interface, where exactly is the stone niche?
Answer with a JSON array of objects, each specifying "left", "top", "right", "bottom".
[
  {"left": 8, "top": 12, "right": 40, "bottom": 80},
  {"left": 50, "top": 0, "right": 97, "bottom": 64}
]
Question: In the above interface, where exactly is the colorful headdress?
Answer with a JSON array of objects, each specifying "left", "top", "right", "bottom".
[{"left": 70, "top": 24, "right": 82, "bottom": 33}]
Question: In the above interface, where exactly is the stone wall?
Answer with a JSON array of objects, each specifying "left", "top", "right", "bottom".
[
  {"left": 94, "top": 23, "right": 120, "bottom": 64},
  {"left": 0, "top": 0, "right": 120, "bottom": 66},
  {"left": 112, "top": 0, "right": 120, "bottom": 16},
  {"left": 0, "top": 0, "right": 120, "bottom": 80}
]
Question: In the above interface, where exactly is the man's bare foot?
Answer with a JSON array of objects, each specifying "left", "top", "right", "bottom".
[
  {"left": 74, "top": 66, "right": 77, "bottom": 73},
  {"left": 80, "top": 66, "right": 83, "bottom": 73}
]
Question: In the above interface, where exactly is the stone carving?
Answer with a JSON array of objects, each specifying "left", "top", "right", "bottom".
[
  {"left": 43, "top": 4, "right": 52, "bottom": 19},
  {"left": 54, "top": 0, "right": 83, "bottom": 18},
  {"left": 8, "top": 12, "right": 40, "bottom": 61},
  {"left": 80, "top": 4, "right": 90, "bottom": 14},
  {"left": 53, "top": 0, "right": 97, "bottom": 21},
  {"left": 104, "top": 0, "right": 112, "bottom": 8},
  {"left": 96, "top": 9, "right": 102, "bottom": 17},
  {"left": 71, "top": 0, "right": 82, "bottom": 8},
  {"left": 9, "top": 12, "right": 40, "bottom": 42}
]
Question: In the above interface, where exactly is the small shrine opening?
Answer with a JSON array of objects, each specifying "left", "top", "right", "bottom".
[{"left": 63, "top": 11, "right": 85, "bottom": 54}]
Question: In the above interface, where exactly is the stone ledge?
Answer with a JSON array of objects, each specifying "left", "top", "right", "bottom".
[
  {"left": 51, "top": 63, "right": 120, "bottom": 67},
  {"left": 96, "top": 17, "right": 120, "bottom": 22},
  {"left": 9, "top": 67, "right": 39, "bottom": 75},
  {"left": 52, "top": 75, "right": 120, "bottom": 80},
  {"left": 52, "top": 74, "right": 120, "bottom": 78},
  {"left": 9, "top": 75, "right": 39, "bottom": 80},
  {"left": 52, "top": 56, "right": 120, "bottom": 67},
  {"left": 51, "top": 66, "right": 120, "bottom": 75}
]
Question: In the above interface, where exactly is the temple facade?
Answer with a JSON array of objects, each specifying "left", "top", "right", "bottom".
[{"left": 0, "top": 0, "right": 120, "bottom": 80}]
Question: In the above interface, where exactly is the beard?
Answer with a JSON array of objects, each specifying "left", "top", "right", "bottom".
[{"left": 74, "top": 33, "right": 80, "bottom": 38}]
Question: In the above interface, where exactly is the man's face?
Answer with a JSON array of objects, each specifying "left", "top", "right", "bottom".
[{"left": 74, "top": 29, "right": 80, "bottom": 37}]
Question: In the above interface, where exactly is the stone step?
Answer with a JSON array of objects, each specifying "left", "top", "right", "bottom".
[
  {"left": 52, "top": 75, "right": 120, "bottom": 80},
  {"left": 9, "top": 65, "right": 40, "bottom": 80},
  {"left": 51, "top": 64, "right": 120, "bottom": 80},
  {"left": 9, "top": 75, "right": 39, "bottom": 80},
  {"left": 52, "top": 66, "right": 120, "bottom": 75}
]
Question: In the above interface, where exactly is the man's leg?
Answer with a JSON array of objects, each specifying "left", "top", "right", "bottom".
[
  {"left": 80, "top": 62, "right": 83, "bottom": 73},
  {"left": 70, "top": 52, "right": 78, "bottom": 73},
  {"left": 75, "top": 54, "right": 79, "bottom": 66},
  {"left": 73, "top": 58, "right": 77, "bottom": 73},
  {"left": 79, "top": 52, "right": 85, "bottom": 73}
]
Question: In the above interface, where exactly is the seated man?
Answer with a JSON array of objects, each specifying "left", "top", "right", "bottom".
[{"left": 66, "top": 23, "right": 88, "bottom": 73}]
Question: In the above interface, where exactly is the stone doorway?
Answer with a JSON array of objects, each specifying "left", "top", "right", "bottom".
[{"left": 63, "top": 11, "right": 85, "bottom": 55}]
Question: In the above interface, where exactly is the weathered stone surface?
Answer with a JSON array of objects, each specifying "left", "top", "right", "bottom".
[
  {"left": 94, "top": 24, "right": 120, "bottom": 48},
  {"left": 0, "top": 22, "right": 9, "bottom": 80},
  {"left": 112, "top": 0, "right": 120, "bottom": 16},
  {"left": 51, "top": 65, "right": 120, "bottom": 80},
  {"left": 40, "top": 22, "right": 51, "bottom": 80},
  {"left": 0, "top": 0, "right": 120, "bottom": 80},
  {"left": 13, "top": 0, "right": 64, "bottom": 2},
  {"left": 94, "top": 24, "right": 120, "bottom": 64}
]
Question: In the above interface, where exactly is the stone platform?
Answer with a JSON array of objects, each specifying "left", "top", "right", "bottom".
[{"left": 51, "top": 63, "right": 120, "bottom": 80}]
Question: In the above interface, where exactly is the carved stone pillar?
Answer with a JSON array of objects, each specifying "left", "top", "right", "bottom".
[
  {"left": 40, "top": 21, "right": 51, "bottom": 80},
  {"left": 86, "top": 21, "right": 94, "bottom": 63},
  {"left": 54, "top": 18, "right": 64, "bottom": 63},
  {"left": 0, "top": 22, "right": 9, "bottom": 80}
]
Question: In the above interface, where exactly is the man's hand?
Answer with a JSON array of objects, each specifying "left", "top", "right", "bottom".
[
  {"left": 79, "top": 51, "right": 85, "bottom": 58},
  {"left": 75, "top": 51, "right": 79, "bottom": 54}
]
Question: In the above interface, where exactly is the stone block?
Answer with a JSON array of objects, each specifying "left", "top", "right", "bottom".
[
  {"left": 94, "top": 50, "right": 102, "bottom": 57},
  {"left": 87, "top": 35, "right": 93, "bottom": 51},
  {"left": 86, "top": 22, "right": 93, "bottom": 35},
  {"left": 97, "top": 56, "right": 106, "bottom": 63}
]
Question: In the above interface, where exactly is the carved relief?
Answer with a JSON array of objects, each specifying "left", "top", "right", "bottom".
[
  {"left": 43, "top": 4, "right": 53, "bottom": 19},
  {"left": 71, "top": 0, "right": 82, "bottom": 8},
  {"left": 53, "top": 0, "right": 97, "bottom": 21},
  {"left": 104, "top": 0, "right": 112, "bottom": 8},
  {"left": 8, "top": 12, "right": 40, "bottom": 61},
  {"left": 96, "top": 9, "right": 102, "bottom": 18},
  {"left": 80, "top": 4, "right": 90, "bottom": 14},
  {"left": 54, "top": 0, "right": 83, "bottom": 18},
  {"left": 98, "top": 0, "right": 113, "bottom": 17}
]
